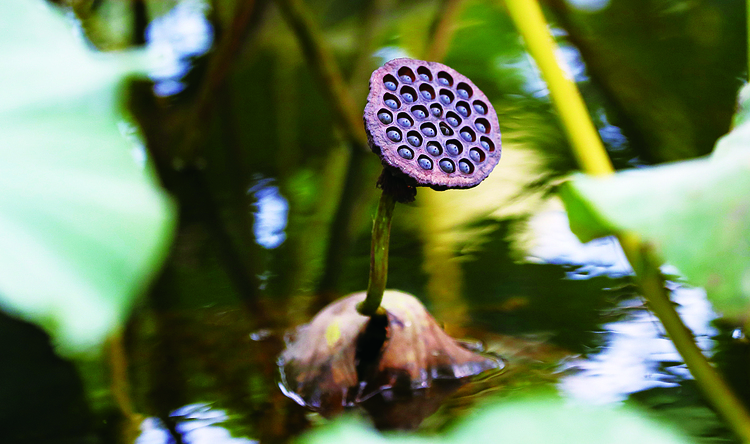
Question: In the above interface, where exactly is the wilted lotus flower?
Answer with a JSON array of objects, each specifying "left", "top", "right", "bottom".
[
  {"left": 278, "top": 290, "right": 502, "bottom": 427},
  {"left": 278, "top": 59, "right": 504, "bottom": 429}
]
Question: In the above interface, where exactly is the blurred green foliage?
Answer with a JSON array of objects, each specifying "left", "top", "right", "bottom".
[
  {"left": 0, "top": 1, "right": 175, "bottom": 354},
  {"left": 299, "top": 396, "right": 692, "bottom": 444}
]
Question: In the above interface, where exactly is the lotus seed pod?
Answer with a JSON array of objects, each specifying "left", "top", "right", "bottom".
[{"left": 364, "top": 58, "right": 502, "bottom": 190}]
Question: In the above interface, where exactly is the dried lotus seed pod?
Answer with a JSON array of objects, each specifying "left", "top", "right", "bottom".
[{"left": 364, "top": 58, "right": 502, "bottom": 191}]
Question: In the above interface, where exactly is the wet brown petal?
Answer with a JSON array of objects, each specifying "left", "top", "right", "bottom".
[{"left": 278, "top": 291, "right": 502, "bottom": 420}]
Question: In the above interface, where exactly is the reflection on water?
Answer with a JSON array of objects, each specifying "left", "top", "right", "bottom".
[
  {"left": 118, "top": 121, "right": 149, "bottom": 169},
  {"left": 528, "top": 208, "right": 719, "bottom": 404},
  {"left": 249, "top": 178, "right": 289, "bottom": 250},
  {"left": 561, "top": 286, "right": 717, "bottom": 404},
  {"left": 565, "top": 0, "right": 611, "bottom": 13},
  {"left": 137, "top": 403, "right": 257, "bottom": 444},
  {"left": 527, "top": 209, "right": 632, "bottom": 278},
  {"left": 373, "top": 47, "right": 412, "bottom": 65},
  {"left": 595, "top": 109, "right": 628, "bottom": 152},
  {"left": 146, "top": 0, "right": 213, "bottom": 96},
  {"left": 506, "top": 40, "right": 588, "bottom": 98}
]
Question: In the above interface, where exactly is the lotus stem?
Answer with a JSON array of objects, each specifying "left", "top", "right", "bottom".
[
  {"left": 504, "top": 0, "right": 750, "bottom": 441},
  {"left": 358, "top": 190, "right": 396, "bottom": 316}
]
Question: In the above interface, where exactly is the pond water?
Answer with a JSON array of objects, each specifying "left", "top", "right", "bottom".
[{"left": 124, "top": 203, "right": 741, "bottom": 443}]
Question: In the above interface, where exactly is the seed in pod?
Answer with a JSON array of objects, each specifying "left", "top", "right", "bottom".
[
  {"left": 439, "top": 159, "right": 455, "bottom": 173},
  {"left": 398, "top": 146, "right": 414, "bottom": 159},
  {"left": 364, "top": 58, "right": 502, "bottom": 190},
  {"left": 412, "top": 106, "right": 427, "bottom": 120},
  {"left": 456, "top": 101, "right": 470, "bottom": 118},
  {"left": 378, "top": 111, "right": 392, "bottom": 124},
  {"left": 446, "top": 141, "right": 461, "bottom": 156}
]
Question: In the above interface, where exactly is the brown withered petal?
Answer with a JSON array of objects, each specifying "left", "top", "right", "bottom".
[{"left": 278, "top": 290, "right": 502, "bottom": 418}]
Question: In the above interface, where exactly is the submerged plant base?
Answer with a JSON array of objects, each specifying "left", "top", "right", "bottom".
[{"left": 278, "top": 290, "right": 502, "bottom": 428}]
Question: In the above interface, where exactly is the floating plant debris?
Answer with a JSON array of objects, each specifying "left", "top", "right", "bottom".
[
  {"left": 278, "top": 291, "right": 502, "bottom": 423},
  {"left": 364, "top": 58, "right": 502, "bottom": 190}
]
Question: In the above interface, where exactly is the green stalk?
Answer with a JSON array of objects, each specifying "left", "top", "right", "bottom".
[
  {"left": 357, "top": 190, "right": 396, "bottom": 316},
  {"left": 504, "top": 0, "right": 750, "bottom": 441}
]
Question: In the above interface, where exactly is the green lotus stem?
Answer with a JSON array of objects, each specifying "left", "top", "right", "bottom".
[
  {"left": 505, "top": 0, "right": 750, "bottom": 441},
  {"left": 504, "top": 0, "right": 612, "bottom": 176},
  {"left": 357, "top": 190, "right": 396, "bottom": 316}
]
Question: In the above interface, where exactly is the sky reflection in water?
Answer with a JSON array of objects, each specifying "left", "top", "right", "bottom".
[
  {"left": 529, "top": 209, "right": 718, "bottom": 404},
  {"left": 249, "top": 178, "right": 289, "bottom": 249},
  {"left": 146, "top": 0, "right": 213, "bottom": 96},
  {"left": 137, "top": 403, "right": 256, "bottom": 444}
]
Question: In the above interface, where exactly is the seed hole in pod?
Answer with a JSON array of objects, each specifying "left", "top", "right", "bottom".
[
  {"left": 445, "top": 139, "right": 463, "bottom": 156},
  {"left": 456, "top": 82, "right": 473, "bottom": 100},
  {"left": 383, "top": 74, "right": 398, "bottom": 91},
  {"left": 430, "top": 104, "right": 443, "bottom": 118},
  {"left": 384, "top": 93, "right": 400, "bottom": 110},
  {"left": 458, "top": 159, "right": 474, "bottom": 174},
  {"left": 473, "top": 100, "right": 487, "bottom": 115},
  {"left": 456, "top": 101, "right": 471, "bottom": 118},
  {"left": 469, "top": 148, "right": 485, "bottom": 163},
  {"left": 439, "top": 89, "right": 454, "bottom": 105},
  {"left": 417, "top": 66, "right": 433, "bottom": 82},
  {"left": 406, "top": 131, "right": 423, "bottom": 147},
  {"left": 397, "top": 146, "right": 414, "bottom": 160},
  {"left": 386, "top": 127, "right": 402, "bottom": 142},
  {"left": 418, "top": 155, "right": 433, "bottom": 170},
  {"left": 400, "top": 86, "right": 417, "bottom": 104},
  {"left": 396, "top": 113, "right": 413, "bottom": 128},
  {"left": 459, "top": 127, "right": 476, "bottom": 142},
  {"left": 445, "top": 111, "right": 462, "bottom": 127},
  {"left": 420, "top": 123, "right": 437, "bottom": 138},
  {"left": 479, "top": 136, "right": 495, "bottom": 152},
  {"left": 437, "top": 71, "right": 453, "bottom": 86},
  {"left": 475, "top": 118, "right": 490, "bottom": 134},
  {"left": 439, "top": 122, "right": 453, "bottom": 136},
  {"left": 426, "top": 141, "right": 442, "bottom": 157},
  {"left": 398, "top": 66, "right": 416, "bottom": 84},
  {"left": 419, "top": 84, "right": 436, "bottom": 101},
  {"left": 439, "top": 159, "right": 455, "bottom": 173},
  {"left": 377, "top": 109, "right": 393, "bottom": 125},
  {"left": 411, "top": 105, "right": 428, "bottom": 120}
]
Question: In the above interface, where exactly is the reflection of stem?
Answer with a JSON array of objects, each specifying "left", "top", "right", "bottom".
[
  {"left": 181, "top": 0, "right": 259, "bottom": 160},
  {"left": 624, "top": 236, "right": 750, "bottom": 441},
  {"left": 424, "top": 0, "right": 465, "bottom": 61},
  {"left": 358, "top": 190, "right": 396, "bottom": 316},
  {"left": 314, "top": 149, "right": 372, "bottom": 302},
  {"left": 107, "top": 332, "right": 141, "bottom": 442},
  {"left": 505, "top": 0, "right": 750, "bottom": 441},
  {"left": 275, "top": 0, "right": 369, "bottom": 149},
  {"left": 349, "top": 0, "right": 396, "bottom": 100},
  {"left": 278, "top": 0, "right": 391, "bottom": 303}
]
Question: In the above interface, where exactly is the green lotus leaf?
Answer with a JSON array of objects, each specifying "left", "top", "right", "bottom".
[
  {"left": 0, "top": 1, "right": 175, "bottom": 354},
  {"left": 297, "top": 397, "right": 690, "bottom": 444},
  {"left": 560, "top": 91, "right": 750, "bottom": 316}
]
